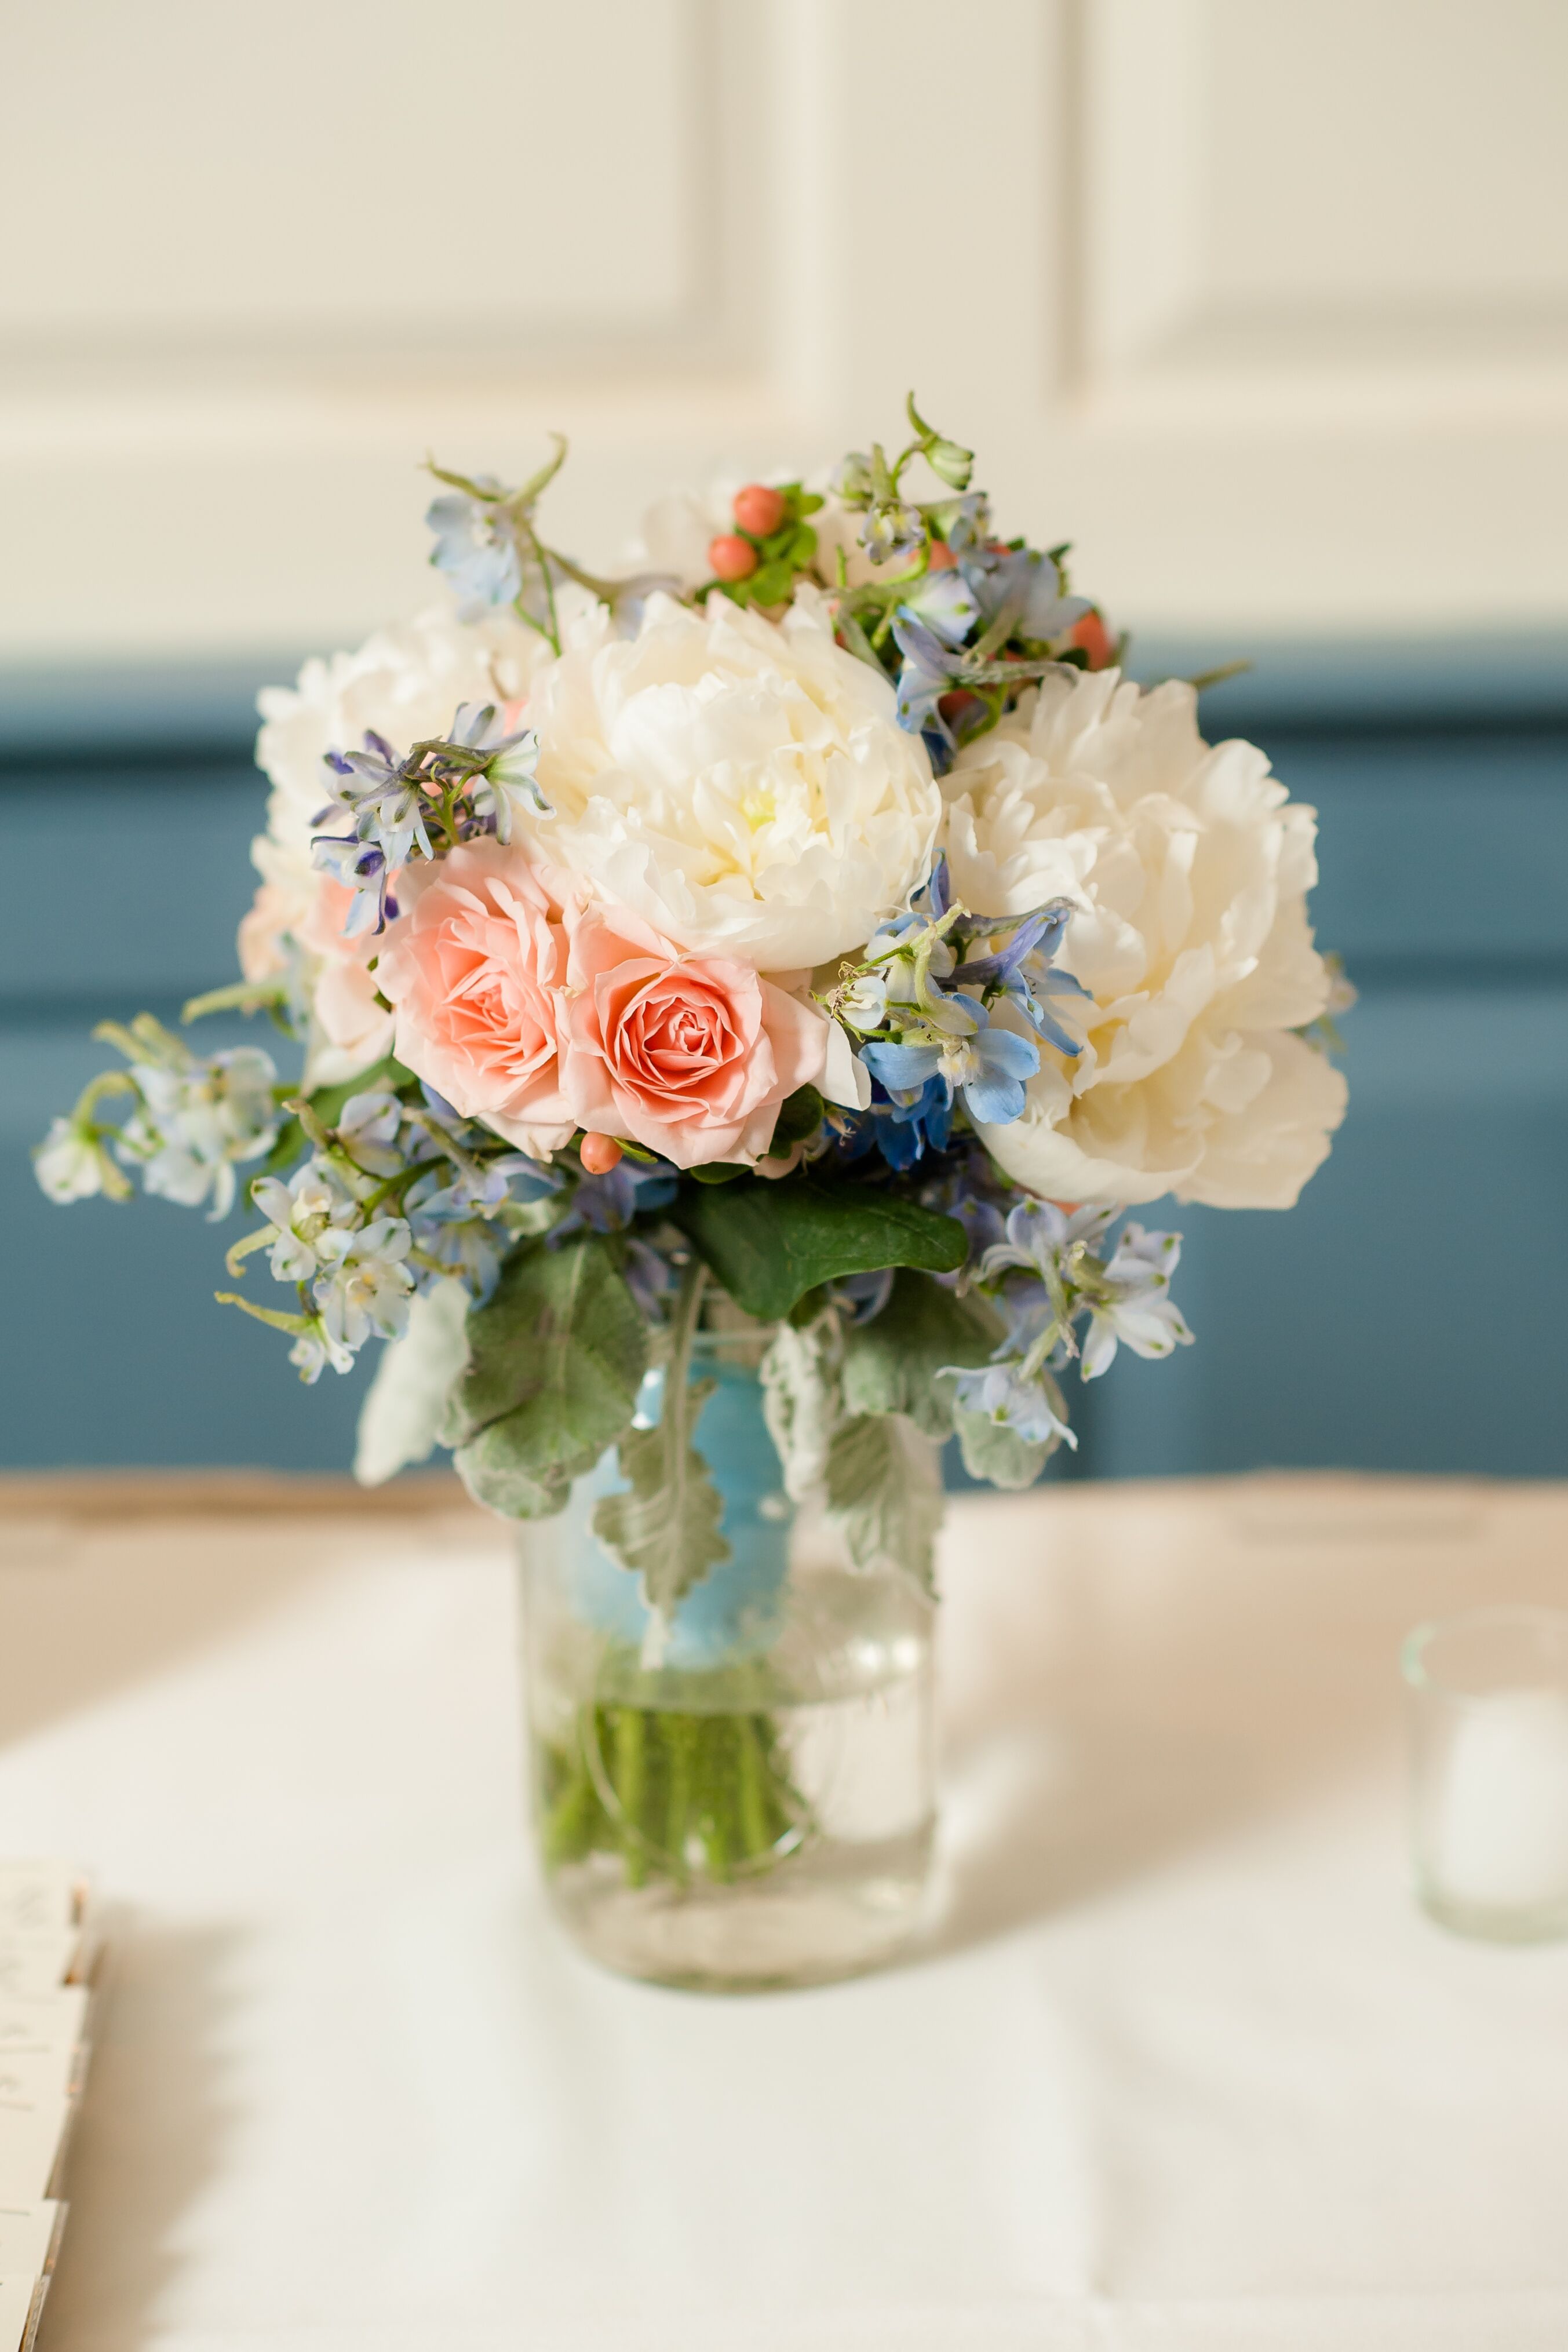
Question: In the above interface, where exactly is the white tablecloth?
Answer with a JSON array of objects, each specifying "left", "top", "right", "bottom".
[{"left": 2, "top": 1474, "right": 1567, "bottom": 2352}]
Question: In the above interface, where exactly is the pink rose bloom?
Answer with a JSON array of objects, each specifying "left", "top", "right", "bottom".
[
  {"left": 561, "top": 905, "right": 827, "bottom": 1169},
  {"left": 374, "top": 844, "right": 575, "bottom": 1157}
]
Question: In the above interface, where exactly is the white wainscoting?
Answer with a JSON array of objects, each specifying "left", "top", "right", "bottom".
[{"left": 3, "top": 0, "right": 1566, "bottom": 659}]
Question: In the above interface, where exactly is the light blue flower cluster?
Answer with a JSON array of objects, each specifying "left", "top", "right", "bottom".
[
  {"left": 221, "top": 1082, "right": 561, "bottom": 1381},
  {"left": 312, "top": 701, "right": 548, "bottom": 936},
  {"left": 946, "top": 1199, "right": 1194, "bottom": 1450},
  {"left": 820, "top": 857, "right": 1091, "bottom": 1159},
  {"left": 33, "top": 1016, "right": 280, "bottom": 1221}
]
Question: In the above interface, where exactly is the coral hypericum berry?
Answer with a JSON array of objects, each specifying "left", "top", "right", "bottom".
[
  {"left": 708, "top": 534, "right": 759, "bottom": 583},
  {"left": 1067, "top": 610, "right": 1115, "bottom": 669},
  {"left": 579, "top": 1132, "right": 624, "bottom": 1175},
  {"left": 732, "top": 483, "right": 786, "bottom": 538}
]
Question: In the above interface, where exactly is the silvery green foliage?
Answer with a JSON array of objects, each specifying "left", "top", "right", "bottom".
[
  {"left": 445, "top": 1234, "right": 648, "bottom": 1519},
  {"left": 354, "top": 1277, "right": 472, "bottom": 1487},
  {"left": 838, "top": 1268, "right": 1001, "bottom": 1442},
  {"left": 760, "top": 1315, "right": 844, "bottom": 1503},
  {"left": 592, "top": 1376, "right": 731, "bottom": 1620},
  {"left": 824, "top": 1413, "right": 945, "bottom": 1596}
]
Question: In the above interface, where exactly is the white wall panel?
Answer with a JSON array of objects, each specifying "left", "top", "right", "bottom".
[{"left": 2, "top": 0, "right": 1565, "bottom": 661}]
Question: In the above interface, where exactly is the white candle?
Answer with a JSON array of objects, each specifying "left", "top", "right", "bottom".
[{"left": 1427, "top": 1690, "right": 1568, "bottom": 1914}]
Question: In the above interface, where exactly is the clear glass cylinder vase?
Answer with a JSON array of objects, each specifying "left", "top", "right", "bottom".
[{"left": 518, "top": 1331, "right": 937, "bottom": 1991}]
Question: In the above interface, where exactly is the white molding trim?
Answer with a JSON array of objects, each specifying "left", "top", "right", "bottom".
[{"left": 3, "top": 0, "right": 1567, "bottom": 658}]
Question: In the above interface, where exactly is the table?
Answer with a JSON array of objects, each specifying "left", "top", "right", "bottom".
[{"left": 2, "top": 1472, "right": 1566, "bottom": 2352}]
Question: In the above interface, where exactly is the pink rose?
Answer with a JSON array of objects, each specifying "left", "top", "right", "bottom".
[
  {"left": 561, "top": 905, "right": 827, "bottom": 1168},
  {"left": 374, "top": 843, "right": 574, "bottom": 1157}
]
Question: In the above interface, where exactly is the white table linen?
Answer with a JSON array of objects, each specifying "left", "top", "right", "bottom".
[{"left": 1, "top": 1475, "right": 1566, "bottom": 2352}]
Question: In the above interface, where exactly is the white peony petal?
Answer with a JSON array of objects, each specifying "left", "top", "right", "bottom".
[{"left": 946, "top": 668, "right": 1344, "bottom": 1213}]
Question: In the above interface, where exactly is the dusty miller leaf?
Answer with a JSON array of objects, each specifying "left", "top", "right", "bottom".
[
  {"left": 447, "top": 1235, "right": 647, "bottom": 1520},
  {"left": 760, "top": 1314, "right": 844, "bottom": 1502},
  {"left": 592, "top": 1374, "right": 731, "bottom": 1617},
  {"left": 824, "top": 1412, "right": 945, "bottom": 1595},
  {"left": 840, "top": 1271, "right": 1003, "bottom": 1441}
]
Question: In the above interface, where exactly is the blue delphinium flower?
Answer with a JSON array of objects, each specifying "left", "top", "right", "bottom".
[
  {"left": 962, "top": 545, "right": 1088, "bottom": 643},
  {"left": 861, "top": 1002, "right": 1040, "bottom": 1128},
  {"left": 953, "top": 900, "right": 1090, "bottom": 1059},
  {"left": 889, "top": 611, "right": 960, "bottom": 745},
  {"left": 898, "top": 567, "right": 980, "bottom": 647},
  {"left": 426, "top": 480, "right": 523, "bottom": 614}
]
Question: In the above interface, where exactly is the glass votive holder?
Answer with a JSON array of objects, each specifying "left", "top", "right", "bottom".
[{"left": 1403, "top": 1606, "right": 1568, "bottom": 1943}]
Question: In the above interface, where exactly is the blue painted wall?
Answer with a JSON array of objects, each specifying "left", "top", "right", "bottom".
[{"left": 4, "top": 643, "right": 1566, "bottom": 1476}]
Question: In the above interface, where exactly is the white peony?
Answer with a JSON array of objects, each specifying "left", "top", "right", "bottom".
[
  {"left": 942, "top": 669, "right": 1347, "bottom": 1209},
  {"left": 512, "top": 588, "right": 940, "bottom": 973}
]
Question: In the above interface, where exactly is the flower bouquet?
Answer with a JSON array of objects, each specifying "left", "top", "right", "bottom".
[{"left": 38, "top": 399, "right": 1347, "bottom": 1987}]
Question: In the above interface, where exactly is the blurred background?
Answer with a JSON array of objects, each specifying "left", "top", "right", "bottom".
[{"left": 3, "top": 0, "right": 1566, "bottom": 1479}]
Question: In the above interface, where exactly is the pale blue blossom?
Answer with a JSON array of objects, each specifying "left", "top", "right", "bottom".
[
  {"left": 426, "top": 482, "right": 524, "bottom": 613},
  {"left": 250, "top": 1161, "right": 363, "bottom": 1283},
  {"left": 336, "top": 1092, "right": 406, "bottom": 1179},
  {"left": 312, "top": 1218, "right": 415, "bottom": 1351},
  {"left": 288, "top": 1321, "right": 356, "bottom": 1384},
  {"left": 945, "top": 1359, "right": 1076, "bottom": 1450},
  {"left": 963, "top": 545, "right": 1089, "bottom": 643},
  {"left": 898, "top": 568, "right": 979, "bottom": 648},
  {"left": 860, "top": 498, "right": 925, "bottom": 566},
  {"left": 118, "top": 1048, "right": 279, "bottom": 1220},
  {"left": 1079, "top": 1224, "right": 1193, "bottom": 1377},
  {"left": 33, "top": 1118, "right": 111, "bottom": 1204},
  {"left": 890, "top": 611, "right": 960, "bottom": 741}
]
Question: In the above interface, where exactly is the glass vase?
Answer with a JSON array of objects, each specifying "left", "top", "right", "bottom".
[{"left": 517, "top": 1316, "right": 938, "bottom": 1992}]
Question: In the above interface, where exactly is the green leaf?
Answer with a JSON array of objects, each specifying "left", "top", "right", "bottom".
[
  {"left": 688, "top": 1162, "right": 748, "bottom": 1185},
  {"left": 448, "top": 1234, "right": 648, "bottom": 1519},
  {"left": 825, "top": 1413, "right": 944, "bottom": 1595},
  {"left": 592, "top": 1375, "right": 731, "bottom": 1617},
  {"left": 953, "top": 1398, "right": 1060, "bottom": 1492},
  {"left": 840, "top": 1271, "right": 1003, "bottom": 1441},
  {"left": 672, "top": 1179, "right": 966, "bottom": 1322},
  {"left": 746, "top": 559, "right": 796, "bottom": 606}
]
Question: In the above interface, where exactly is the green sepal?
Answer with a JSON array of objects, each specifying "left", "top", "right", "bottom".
[{"left": 671, "top": 1178, "right": 966, "bottom": 1322}]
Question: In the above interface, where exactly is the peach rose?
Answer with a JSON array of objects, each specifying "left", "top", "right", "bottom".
[
  {"left": 561, "top": 905, "right": 827, "bottom": 1169},
  {"left": 373, "top": 843, "right": 574, "bottom": 1157}
]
